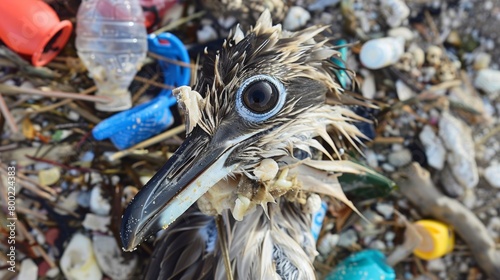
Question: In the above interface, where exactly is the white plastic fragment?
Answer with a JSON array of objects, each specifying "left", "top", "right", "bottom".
[
  {"left": 82, "top": 213, "right": 111, "bottom": 232},
  {"left": 93, "top": 235, "right": 138, "bottom": 280},
  {"left": 197, "top": 24, "right": 218, "bottom": 43},
  {"left": 388, "top": 148, "right": 412, "bottom": 167},
  {"left": 283, "top": 6, "right": 311, "bottom": 31},
  {"left": 419, "top": 125, "right": 446, "bottom": 170},
  {"left": 60, "top": 233, "right": 103, "bottom": 280},
  {"left": 90, "top": 185, "right": 111, "bottom": 216},
  {"left": 380, "top": 0, "right": 410, "bottom": 27},
  {"left": 19, "top": 258, "right": 38, "bottom": 280},
  {"left": 484, "top": 164, "right": 500, "bottom": 188}
]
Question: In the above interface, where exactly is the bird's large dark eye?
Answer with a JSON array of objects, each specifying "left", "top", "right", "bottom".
[
  {"left": 242, "top": 81, "right": 278, "bottom": 113},
  {"left": 236, "top": 75, "right": 286, "bottom": 123}
]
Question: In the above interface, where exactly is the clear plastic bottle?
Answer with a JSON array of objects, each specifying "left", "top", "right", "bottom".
[{"left": 76, "top": 0, "right": 147, "bottom": 112}]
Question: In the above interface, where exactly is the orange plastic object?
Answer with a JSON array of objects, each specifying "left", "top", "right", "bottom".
[
  {"left": 413, "top": 220, "right": 455, "bottom": 260},
  {"left": 0, "top": 0, "right": 73, "bottom": 66}
]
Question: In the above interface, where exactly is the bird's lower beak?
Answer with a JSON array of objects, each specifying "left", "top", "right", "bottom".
[{"left": 120, "top": 127, "right": 240, "bottom": 251}]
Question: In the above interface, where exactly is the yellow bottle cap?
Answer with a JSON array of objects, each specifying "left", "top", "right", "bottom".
[{"left": 413, "top": 220, "right": 454, "bottom": 260}]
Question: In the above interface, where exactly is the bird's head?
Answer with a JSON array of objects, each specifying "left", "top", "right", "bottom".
[{"left": 121, "top": 10, "right": 365, "bottom": 251}]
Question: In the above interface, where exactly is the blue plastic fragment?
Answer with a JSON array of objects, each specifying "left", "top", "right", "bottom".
[
  {"left": 330, "top": 39, "right": 352, "bottom": 90},
  {"left": 326, "top": 250, "right": 395, "bottom": 280},
  {"left": 311, "top": 201, "right": 327, "bottom": 241},
  {"left": 92, "top": 32, "right": 190, "bottom": 150}
]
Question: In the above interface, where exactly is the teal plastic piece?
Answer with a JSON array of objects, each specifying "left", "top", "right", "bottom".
[{"left": 326, "top": 250, "right": 395, "bottom": 280}]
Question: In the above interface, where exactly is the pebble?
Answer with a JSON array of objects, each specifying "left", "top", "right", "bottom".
[
  {"left": 459, "top": 262, "right": 469, "bottom": 273},
  {"left": 337, "top": 229, "right": 358, "bottom": 248},
  {"left": 93, "top": 235, "right": 138, "bottom": 280},
  {"left": 283, "top": 6, "right": 311, "bottom": 31},
  {"left": 376, "top": 203, "right": 394, "bottom": 219},
  {"left": 388, "top": 148, "right": 412, "bottom": 167},
  {"left": 90, "top": 186, "right": 111, "bottom": 216},
  {"left": 427, "top": 258, "right": 446, "bottom": 272},
  {"left": 60, "top": 233, "right": 103, "bottom": 280},
  {"left": 473, "top": 52, "right": 492, "bottom": 70},
  {"left": 361, "top": 70, "right": 376, "bottom": 99},
  {"left": 419, "top": 125, "right": 446, "bottom": 170},
  {"left": 82, "top": 213, "right": 111, "bottom": 232},
  {"left": 380, "top": 0, "right": 410, "bottom": 27},
  {"left": 381, "top": 163, "right": 395, "bottom": 172},
  {"left": 486, "top": 217, "right": 500, "bottom": 239},
  {"left": 385, "top": 231, "right": 396, "bottom": 241},
  {"left": 439, "top": 112, "right": 479, "bottom": 189},
  {"left": 55, "top": 191, "right": 80, "bottom": 215},
  {"left": 38, "top": 167, "right": 61, "bottom": 186},
  {"left": 484, "top": 164, "right": 500, "bottom": 188},
  {"left": 196, "top": 24, "right": 218, "bottom": 43},
  {"left": 308, "top": 0, "right": 340, "bottom": 11},
  {"left": 19, "top": 258, "right": 37, "bottom": 280},
  {"left": 318, "top": 233, "right": 340, "bottom": 255},
  {"left": 474, "top": 69, "right": 500, "bottom": 98},
  {"left": 365, "top": 149, "right": 379, "bottom": 168},
  {"left": 369, "top": 240, "right": 387, "bottom": 251},
  {"left": 388, "top": 27, "right": 414, "bottom": 42},
  {"left": 396, "top": 80, "right": 415, "bottom": 101}
]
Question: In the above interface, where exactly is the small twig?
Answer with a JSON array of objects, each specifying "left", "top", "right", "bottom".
[
  {"left": 134, "top": 76, "right": 176, "bottom": 90},
  {"left": 107, "top": 125, "right": 185, "bottom": 161},
  {"left": 23, "top": 155, "right": 96, "bottom": 173},
  {"left": 27, "top": 86, "right": 97, "bottom": 114},
  {"left": 153, "top": 11, "right": 206, "bottom": 35},
  {"left": 0, "top": 93, "right": 19, "bottom": 133},
  {"left": 216, "top": 215, "right": 234, "bottom": 280},
  {"left": 132, "top": 73, "right": 160, "bottom": 103},
  {"left": 0, "top": 84, "right": 111, "bottom": 104},
  {"left": 147, "top": 52, "right": 196, "bottom": 69}
]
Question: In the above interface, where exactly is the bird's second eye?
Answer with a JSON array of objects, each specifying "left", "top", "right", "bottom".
[
  {"left": 236, "top": 75, "right": 286, "bottom": 122},
  {"left": 242, "top": 81, "right": 278, "bottom": 113}
]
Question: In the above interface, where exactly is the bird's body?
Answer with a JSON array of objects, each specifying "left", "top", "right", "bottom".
[{"left": 121, "top": 10, "right": 370, "bottom": 279}]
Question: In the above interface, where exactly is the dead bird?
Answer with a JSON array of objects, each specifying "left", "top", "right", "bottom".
[{"left": 121, "top": 10, "right": 370, "bottom": 279}]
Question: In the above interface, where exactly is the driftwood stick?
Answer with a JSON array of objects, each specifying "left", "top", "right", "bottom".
[{"left": 395, "top": 163, "right": 500, "bottom": 279}]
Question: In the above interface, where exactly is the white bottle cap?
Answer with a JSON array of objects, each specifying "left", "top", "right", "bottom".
[{"left": 360, "top": 37, "right": 405, "bottom": 70}]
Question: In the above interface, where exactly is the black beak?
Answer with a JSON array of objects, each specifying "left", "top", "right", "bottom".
[{"left": 120, "top": 127, "right": 242, "bottom": 251}]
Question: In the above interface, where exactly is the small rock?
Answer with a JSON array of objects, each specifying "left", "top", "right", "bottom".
[
  {"left": 90, "top": 186, "right": 111, "bottom": 216},
  {"left": 459, "top": 262, "right": 469, "bottom": 273},
  {"left": 197, "top": 24, "right": 217, "bottom": 43},
  {"left": 361, "top": 70, "right": 376, "bottom": 99},
  {"left": 473, "top": 53, "right": 491, "bottom": 70},
  {"left": 365, "top": 149, "right": 379, "bottom": 168},
  {"left": 427, "top": 258, "right": 446, "bottom": 272},
  {"left": 19, "top": 258, "right": 38, "bottom": 280},
  {"left": 369, "top": 240, "right": 387, "bottom": 251},
  {"left": 381, "top": 163, "right": 395, "bottom": 172},
  {"left": 60, "top": 233, "right": 103, "bottom": 280},
  {"left": 337, "top": 229, "right": 358, "bottom": 248},
  {"left": 55, "top": 191, "right": 80, "bottom": 215},
  {"left": 318, "top": 233, "right": 339, "bottom": 255},
  {"left": 385, "top": 231, "right": 396, "bottom": 241},
  {"left": 487, "top": 217, "right": 500, "bottom": 239},
  {"left": 419, "top": 125, "right": 446, "bottom": 170},
  {"left": 283, "top": 6, "right": 310, "bottom": 31},
  {"left": 439, "top": 112, "right": 479, "bottom": 189},
  {"left": 484, "top": 164, "right": 500, "bottom": 188},
  {"left": 93, "top": 235, "right": 138, "bottom": 280},
  {"left": 474, "top": 69, "right": 500, "bottom": 98},
  {"left": 376, "top": 203, "right": 394, "bottom": 219},
  {"left": 380, "top": 0, "right": 410, "bottom": 27},
  {"left": 83, "top": 213, "right": 111, "bottom": 232},
  {"left": 396, "top": 80, "right": 415, "bottom": 101},
  {"left": 388, "top": 148, "right": 412, "bottom": 167},
  {"left": 38, "top": 167, "right": 61, "bottom": 186},
  {"left": 388, "top": 27, "right": 414, "bottom": 42}
]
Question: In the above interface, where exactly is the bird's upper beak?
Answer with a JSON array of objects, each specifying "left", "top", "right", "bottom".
[{"left": 120, "top": 126, "right": 251, "bottom": 251}]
